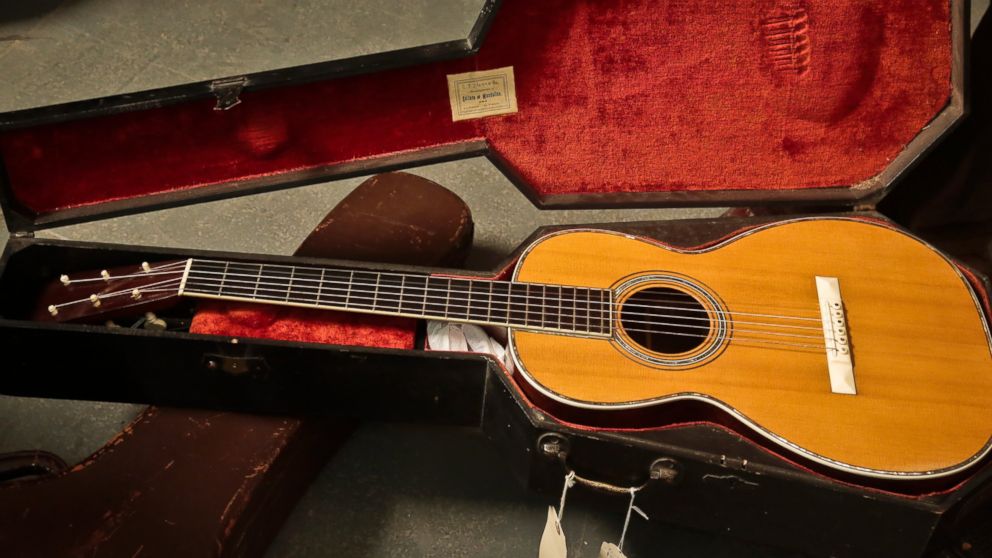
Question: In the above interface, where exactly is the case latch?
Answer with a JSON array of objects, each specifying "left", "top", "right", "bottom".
[
  {"left": 202, "top": 353, "right": 268, "bottom": 376},
  {"left": 209, "top": 76, "right": 248, "bottom": 110}
]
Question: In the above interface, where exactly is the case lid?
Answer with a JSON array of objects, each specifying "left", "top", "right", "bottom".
[{"left": 0, "top": 0, "right": 967, "bottom": 232}]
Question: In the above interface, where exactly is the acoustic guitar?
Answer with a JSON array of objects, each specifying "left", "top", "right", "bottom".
[{"left": 36, "top": 218, "right": 992, "bottom": 481}]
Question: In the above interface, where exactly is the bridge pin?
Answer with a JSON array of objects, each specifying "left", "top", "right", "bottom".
[
  {"left": 131, "top": 289, "right": 142, "bottom": 300},
  {"left": 101, "top": 270, "right": 111, "bottom": 281},
  {"left": 47, "top": 305, "right": 58, "bottom": 317},
  {"left": 141, "top": 262, "right": 152, "bottom": 273},
  {"left": 89, "top": 294, "right": 102, "bottom": 308},
  {"left": 60, "top": 274, "right": 71, "bottom": 286}
]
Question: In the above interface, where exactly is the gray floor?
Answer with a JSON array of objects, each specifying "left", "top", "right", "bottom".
[{"left": 1, "top": 1, "right": 989, "bottom": 556}]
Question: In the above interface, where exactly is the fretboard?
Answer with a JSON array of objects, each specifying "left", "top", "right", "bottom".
[{"left": 178, "top": 259, "right": 612, "bottom": 337}]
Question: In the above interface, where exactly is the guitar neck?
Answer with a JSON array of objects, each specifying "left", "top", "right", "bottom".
[{"left": 177, "top": 258, "right": 613, "bottom": 337}]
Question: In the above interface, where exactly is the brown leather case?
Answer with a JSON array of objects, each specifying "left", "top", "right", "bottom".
[{"left": 0, "top": 171, "right": 473, "bottom": 558}]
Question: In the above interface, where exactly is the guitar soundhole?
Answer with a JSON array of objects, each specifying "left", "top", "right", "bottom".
[{"left": 620, "top": 287, "right": 709, "bottom": 354}]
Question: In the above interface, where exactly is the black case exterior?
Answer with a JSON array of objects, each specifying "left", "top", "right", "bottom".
[{"left": 2, "top": 214, "right": 991, "bottom": 557}]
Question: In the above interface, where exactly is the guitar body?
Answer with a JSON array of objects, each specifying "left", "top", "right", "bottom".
[{"left": 509, "top": 218, "right": 992, "bottom": 479}]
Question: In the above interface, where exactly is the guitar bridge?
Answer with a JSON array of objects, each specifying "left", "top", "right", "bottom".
[{"left": 815, "top": 276, "right": 855, "bottom": 395}]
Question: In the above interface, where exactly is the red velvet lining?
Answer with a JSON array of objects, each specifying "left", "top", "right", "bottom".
[
  {"left": 0, "top": 0, "right": 951, "bottom": 215},
  {"left": 188, "top": 302, "right": 415, "bottom": 350}
]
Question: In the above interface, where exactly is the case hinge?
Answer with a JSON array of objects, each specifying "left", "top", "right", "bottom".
[{"left": 209, "top": 76, "right": 248, "bottom": 110}]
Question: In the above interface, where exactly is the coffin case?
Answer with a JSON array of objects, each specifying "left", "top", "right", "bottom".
[{"left": 0, "top": 1, "right": 988, "bottom": 556}]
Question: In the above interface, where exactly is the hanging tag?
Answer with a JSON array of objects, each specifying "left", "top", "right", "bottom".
[
  {"left": 539, "top": 506, "right": 568, "bottom": 558},
  {"left": 599, "top": 542, "right": 628, "bottom": 558}
]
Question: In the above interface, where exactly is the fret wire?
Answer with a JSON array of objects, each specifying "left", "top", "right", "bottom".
[
  {"left": 445, "top": 278, "right": 452, "bottom": 318},
  {"left": 540, "top": 285, "right": 546, "bottom": 329},
  {"left": 599, "top": 291, "right": 613, "bottom": 333},
  {"left": 399, "top": 275, "right": 406, "bottom": 313},
  {"left": 583, "top": 289, "right": 592, "bottom": 331},
  {"left": 372, "top": 272, "right": 381, "bottom": 309},
  {"left": 286, "top": 266, "right": 296, "bottom": 302},
  {"left": 251, "top": 264, "right": 263, "bottom": 299},
  {"left": 487, "top": 281, "right": 494, "bottom": 322},
  {"left": 464, "top": 279, "right": 474, "bottom": 320},
  {"left": 421, "top": 276, "right": 430, "bottom": 315},
  {"left": 219, "top": 261, "right": 230, "bottom": 296},
  {"left": 317, "top": 268, "right": 325, "bottom": 306},
  {"left": 598, "top": 289, "right": 605, "bottom": 334},
  {"left": 524, "top": 284, "right": 532, "bottom": 327},
  {"left": 345, "top": 270, "right": 355, "bottom": 308}
]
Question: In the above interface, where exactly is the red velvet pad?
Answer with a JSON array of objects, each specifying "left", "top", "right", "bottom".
[
  {"left": 188, "top": 302, "right": 415, "bottom": 349},
  {"left": 0, "top": 0, "right": 950, "bottom": 215}
]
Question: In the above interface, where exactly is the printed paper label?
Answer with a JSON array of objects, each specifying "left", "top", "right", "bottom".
[{"left": 446, "top": 66, "right": 518, "bottom": 121}]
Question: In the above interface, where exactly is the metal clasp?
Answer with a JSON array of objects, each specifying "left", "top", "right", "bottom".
[{"left": 209, "top": 76, "right": 248, "bottom": 110}]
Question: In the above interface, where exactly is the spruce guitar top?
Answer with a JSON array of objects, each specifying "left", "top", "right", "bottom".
[{"left": 37, "top": 218, "right": 992, "bottom": 481}]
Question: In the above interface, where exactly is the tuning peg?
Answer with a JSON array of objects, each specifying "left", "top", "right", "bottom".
[
  {"left": 89, "top": 294, "right": 102, "bottom": 308},
  {"left": 60, "top": 274, "right": 71, "bottom": 286}
]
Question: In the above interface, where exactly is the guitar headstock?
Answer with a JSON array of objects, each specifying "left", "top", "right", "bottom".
[{"left": 35, "top": 260, "right": 188, "bottom": 323}]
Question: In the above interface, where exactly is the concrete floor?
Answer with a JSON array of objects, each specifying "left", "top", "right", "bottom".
[{"left": 1, "top": 1, "right": 989, "bottom": 557}]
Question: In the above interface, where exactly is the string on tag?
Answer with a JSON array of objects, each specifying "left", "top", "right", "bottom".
[
  {"left": 617, "top": 487, "right": 649, "bottom": 551},
  {"left": 558, "top": 470, "right": 577, "bottom": 521}
]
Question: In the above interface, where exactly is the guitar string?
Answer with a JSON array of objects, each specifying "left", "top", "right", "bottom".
[
  {"left": 55, "top": 267, "right": 831, "bottom": 340},
  {"left": 182, "top": 275, "right": 826, "bottom": 340},
  {"left": 181, "top": 282, "right": 836, "bottom": 346},
  {"left": 51, "top": 277, "right": 834, "bottom": 350},
  {"left": 181, "top": 273, "right": 833, "bottom": 342},
  {"left": 55, "top": 260, "right": 810, "bottom": 321},
  {"left": 57, "top": 260, "right": 189, "bottom": 282},
  {"left": 179, "top": 266, "right": 823, "bottom": 323},
  {"left": 52, "top": 263, "right": 831, "bottom": 339},
  {"left": 65, "top": 266, "right": 823, "bottom": 329},
  {"left": 178, "top": 285, "right": 831, "bottom": 350},
  {"left": 188, "top": 259, "right": 823, "bottom": 320},
  {"left": 50, "top": 277, "right": 185, "bottom": 309},
  {"left": 107, "top": 259, "right": 823, "bottom": 322},
  {"left": 58, "top": 268, "right": 190, "bottom": 284}
]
